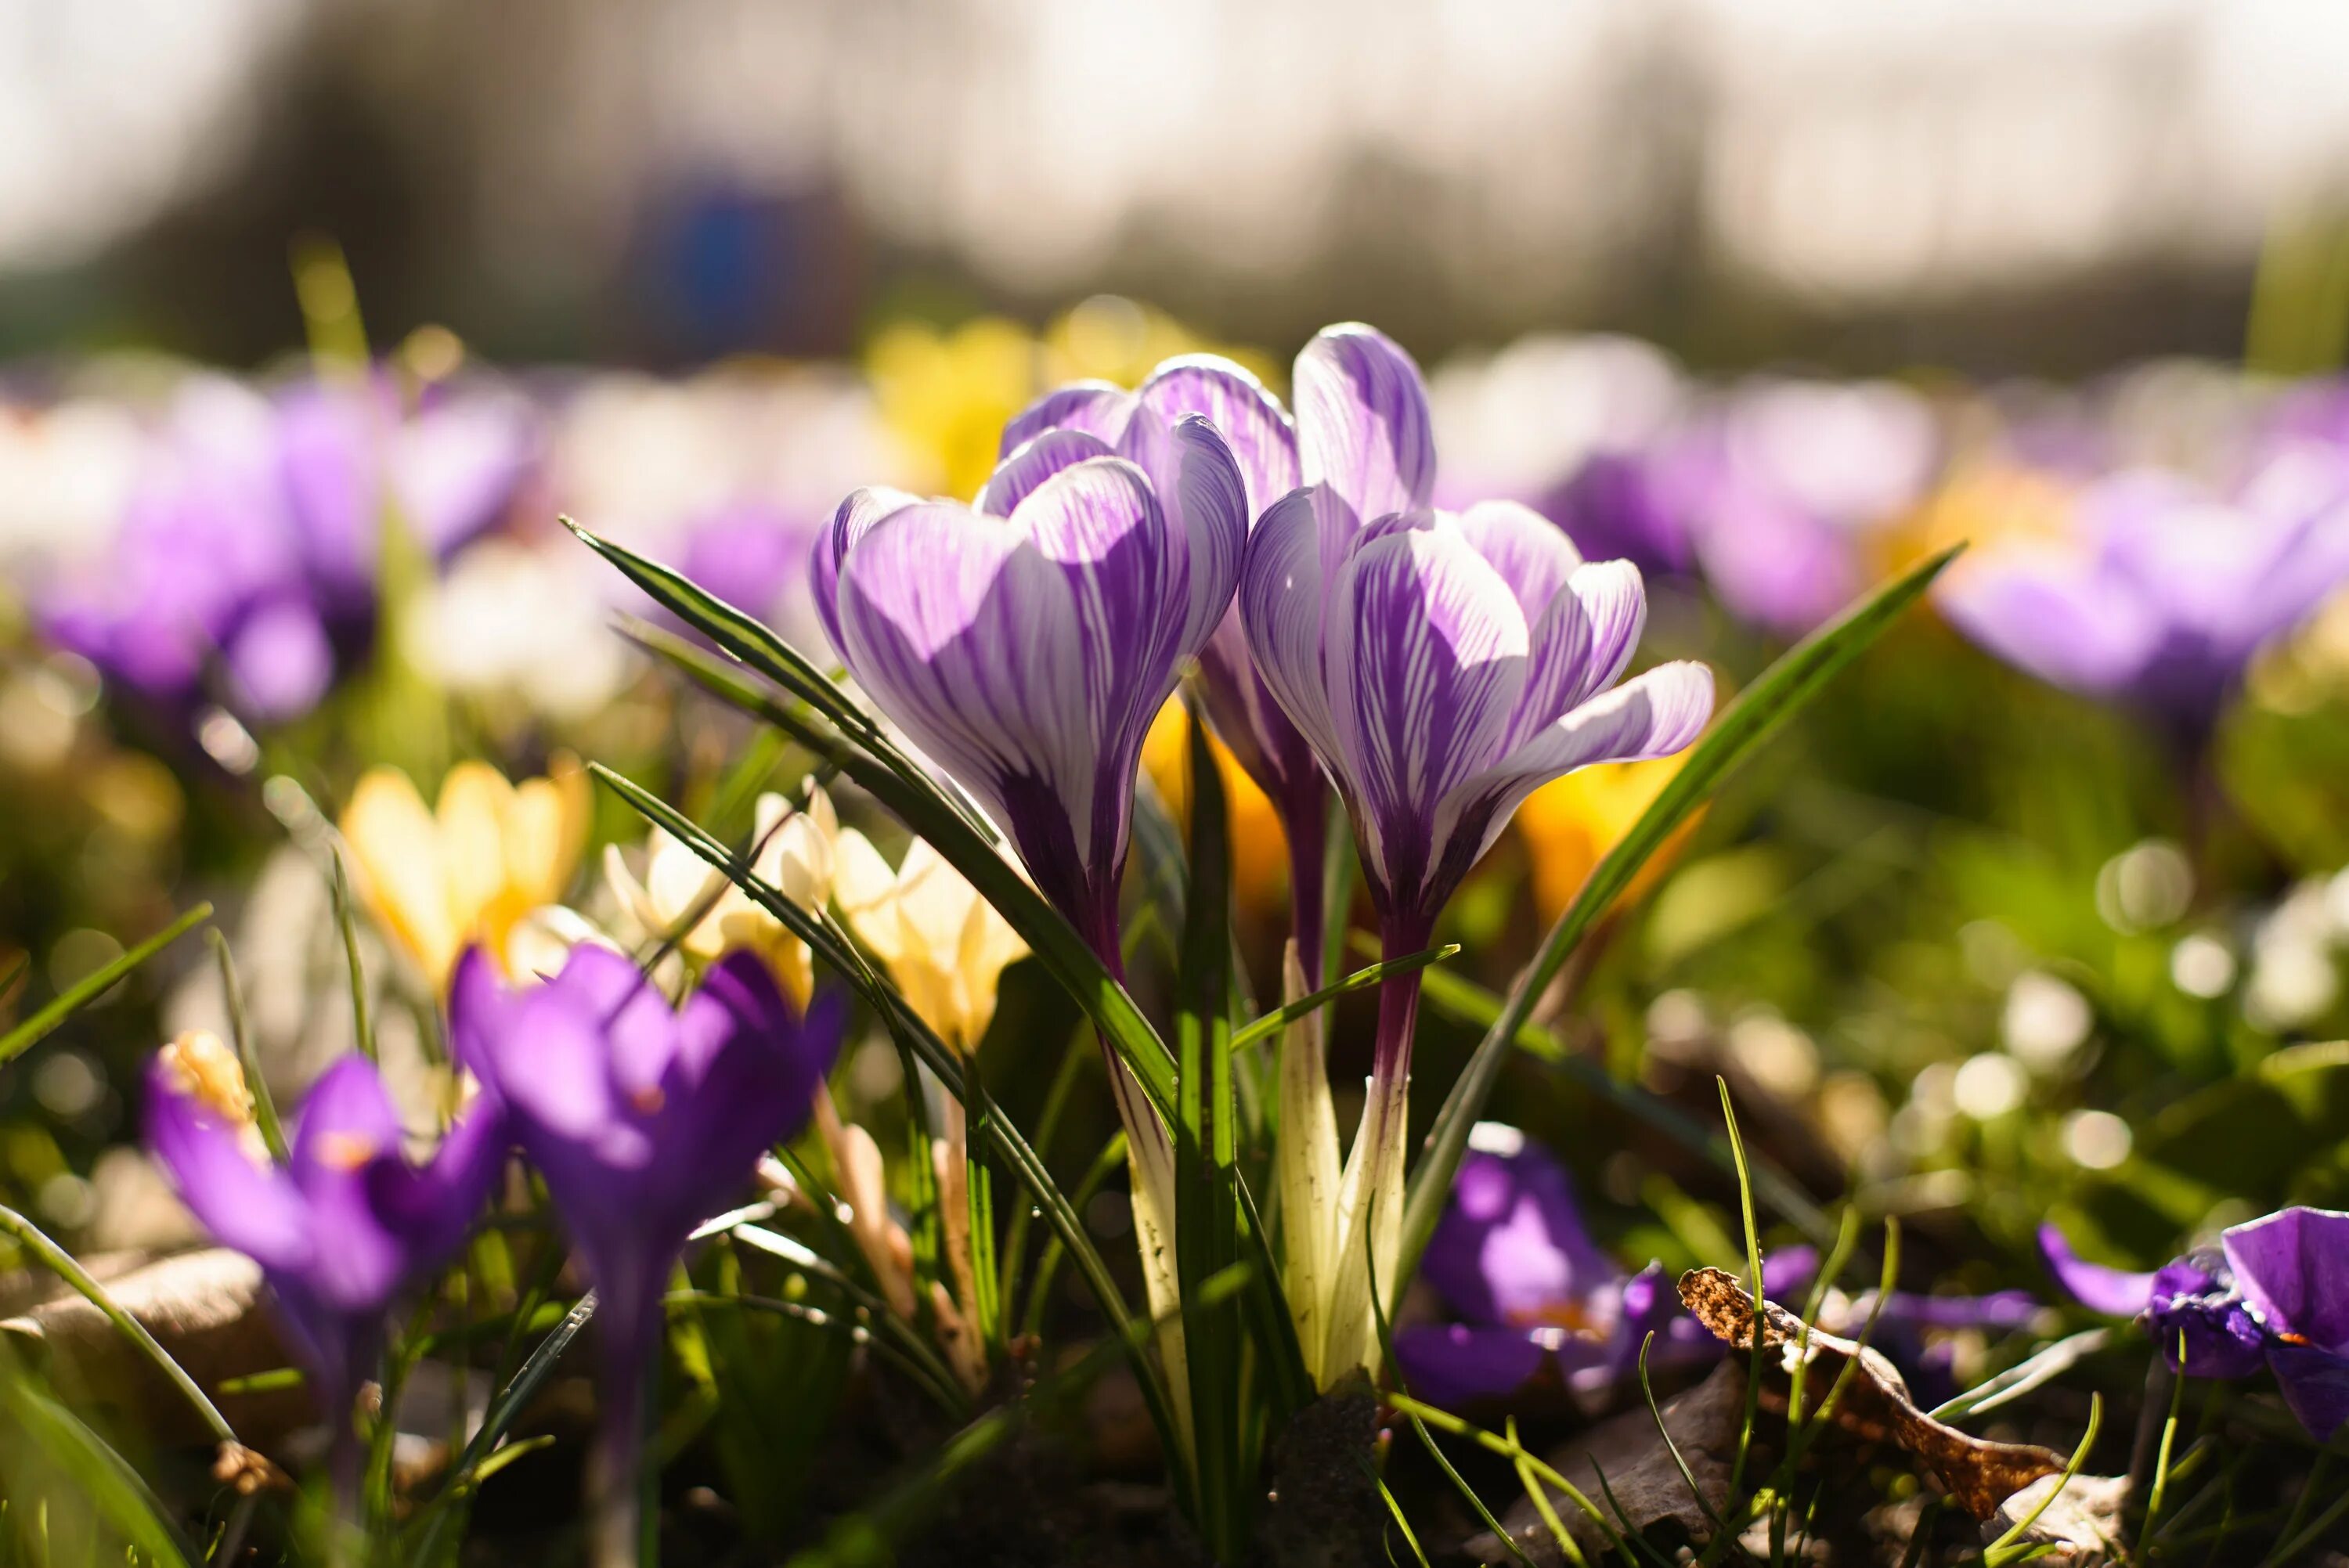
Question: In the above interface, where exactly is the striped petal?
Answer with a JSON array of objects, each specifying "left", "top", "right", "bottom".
[
  {"left": 1239, "top": 485, "right": 1357, "bottom": 772},
  {"left": 1455, "top": 499, "right": 1582, "bottom": 622},
  {"left": 1560, "top": 559, "right": 1648, "bottom": 711},
  {"left": 977, "top": 428, "right": 1117, "bottom": 517},
  {"left": 1116, "top": 411, "right": 1248, "bottom": 671},
  {"left": 998, "top": 381, "right": 1135, "bottom": 456},
  {"left": 1136, "top": 355, "right": 1301, "bottom": 517},
  {"left": 1429, "top": 661, "right": 1713, "bottom": 908},
  {"left": 1296, "top": 323, "right": 1436, "bottom": 524},
  {"left": 813, "top": 486, "right": 922, "bottom": 659},
  {"left": 1328, "top": 524, "right": 1530, "bottom": 910}
]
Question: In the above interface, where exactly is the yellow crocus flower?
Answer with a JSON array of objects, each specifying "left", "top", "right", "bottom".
[
  {"left": 833, "top": 827, "right": 1027, "bottom": 1053},
  {"left": 1140, "top": 699, "right": 1289, "bottom": 914},
  {"left": 1515, "top": 755, "right": 1698, "bottom": 925},
  {"left": 339, "top": 757, "right": 590, "bottom": 990}
]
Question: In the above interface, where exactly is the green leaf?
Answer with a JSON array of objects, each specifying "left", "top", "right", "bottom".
[
  {"left": 0, "top": 903, "right": 212, "bottom": 1068},
  {"left": 0, "top": 1342, "right": 195, "bottom": 1567},
  {"left": 327, "top": 851, "right": 375, "bottom": 1062},
  {"left": 1172, "top": 695, "right": 1246, "bottom": 1561},
  {"left": 1229, "top": 945, "right": 1460, "bottom": 1051},
  {"left": 1394, "top": 545, "right": 1959, "bottom": 1303},
  {"left": 208, "top": 930, "right": 287, "bottom": 1164},
  {"left": 615, "top": 614, "right": 1180, "bottom": 1122}
]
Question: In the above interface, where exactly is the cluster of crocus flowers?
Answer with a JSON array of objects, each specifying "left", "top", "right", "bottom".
[
  {"left": 452, "top": 944, "right": 841, "bottom": 1568},
  {"left": 338, "top": 756, "right": 591, "bottom": 991},
  {"left": 1238, "top": 324, "right": 1713, "bottom": 1382},
  {"left": 1401, "top": 1129, "right": 2039, "bottom": 1410},
  {"left": 1938, "top": 452, "right": 2349, "bottom": 739},
  {"left": 145, "top": 1029, "right": 504, "bottom": 1507},
  {"left": 2042, "top": 1208, "right": 2349, "bottom": 1439}
]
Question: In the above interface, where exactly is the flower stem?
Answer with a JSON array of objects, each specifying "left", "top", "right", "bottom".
[{"left": 589, "top": 1293, "right": 658, "bottom": 1568}]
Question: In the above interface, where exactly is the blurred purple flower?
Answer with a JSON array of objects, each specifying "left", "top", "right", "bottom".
[
  {"left": 813, "top": 411, "right": 1247, "bottom": 964},
  {"left": 1940, "top": 452, "right": 2349, "bottom": 727},
  {"left": 2043, "top": 1209, "right": 2349, "bottom": 1436},
  {"left": 1401, "top": 1134, "right": 2038, "bottom": 1410},
  {"left": 146, "top": 1046, "right": 503, "bottom": 1494},
  {"left": 1669, "top": 380, "right": 1941, "bottom": 637},
  {"left": 675, "top": 501, "right": 828, "bottom": 654},
  {"left": 43, "top": 373, "right": 533, "bottom": 726},
  {"left": 998, "top": 357, "right": 1342, "bottom": 977}
]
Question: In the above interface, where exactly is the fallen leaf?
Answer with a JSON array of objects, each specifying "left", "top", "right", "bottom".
[
  {"left": 1676, "top": 1267, "right": 2066, "bottom": 1519},
  {"left": 1467, "top": 1358, "right": 1746, "bottom": 1566},
  {"left": 1990, "top": 1472, "right": 2127, "bottom": 1566}
]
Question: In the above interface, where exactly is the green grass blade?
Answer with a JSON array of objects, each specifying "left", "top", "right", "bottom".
[
  {"left": 207, "top": 931, "right": 287, "bottom": 1164},
  {"left": 1228, "top": 945, "right": 1460, "bottom": 1051},
  {"left": 616, "top": 619, "right": 1180, "bottom": 1121},
  {"left": 327, "top": 852, "right": 374, "bottom": 1062},
  {"left": 1172, "top": 698, "right": 1245, "bottom": 1560},
  {"left": 1983, "top": 1394, "right": 2102, "bottom": 1566},
  {"left": 0, "top": 903, "right": 212, "bottom": 1067},
  {"left": 0, "top": 1343, "right": 196, "bottom": 1567},
  {"left": 0, "top": 1203, "right": 236, "bottom": 1444},
  {"left": 1395, "top": 546, "right": 1958, "bottom": 1299}
]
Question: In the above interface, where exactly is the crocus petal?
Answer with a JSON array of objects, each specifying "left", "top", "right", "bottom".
[
  {"left": 2037, "top": 1224, "right": 2156, "bottom": 1317},
  {"left": 1429, "top": 661, "right": 1713, "bottom": 905},
  {"left": 2264, "top": 1341, "right": 2349, "bottom": 1440},
  {"left": 1122, "top": 412, "right": 1249, "bottom": 671},
  {"left": 342, "top": 768, "right": 458, "bottom": 987},
  {"left": 2223, "top": 1206, "right": 2349, "bottom": 1350},
  {"left": 1392, "top": 1324, "right": 1548, "bottom": 1406},
  {"left": 1454, "top": 499, "right": 1582, "bottom": 622},
  {"left": 977, "top": 429, "right": 1118, "bottom": 518},
  {"left": 288, "top": 1056, "right": 406, "bottom": 1189},
  {"left": 998, "top": 381, "right": 1135, "bottom": 456},
  {"left": 1238, "top": 484, "right": 1357, "bottom": 769},
  {"left": 1135, "top": 355, "right": 1301, "bottom": 516},
  {"left": 1561, "top": 560, "right": 1648, "bottom": 710},
  {"left": 813, "top": 486, "right": 922, "bottom": 659},
  {"left": 224, "top": 598, "right": 334, "bottom": 723},
  {"left": 1296, "top": 324, "right": 1436, "bottom": 523},
  {"left": 1327, "top": 524, "right": 1530, "bottom": 908},
  {"left": 2148, "top": 1255, "right": 2269, "bottom": 1379},
  {"left": 1939, "top": 550, "right": 2167, "bottom": 697},
  {"left": 1420, "top": 1142, "right": 1615, "bottom": 1327},
  {"left": 144, "top": 1065, "right": 311, "bottom": 1270},
  {"left": 364, "top": 1096, "right": 508, "bottom": 1269}
]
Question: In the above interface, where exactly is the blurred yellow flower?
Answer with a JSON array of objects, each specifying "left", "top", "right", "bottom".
[
  {"left": 834, "top": 826, "right": 1027, "bottom": 1053},
  {"left": 340, "top": 757, "right": 590, "bottom": 990},
  {"left": 604, "top": 784, "right": 839, "bottom": 1007},
  {"left": 1515, "top": 755, "right": 1698, "bottom": 925},
  {"left": 1884, "top": 461, "right": 2077, "bottom": 584},
  {"left": 1141, "top": 699, "right": 1289, "bottom": 914},
  {"left": 157, "top": 1029, "right": 251, "bottom": 1126},
  {"left": 866, "top": 297, "right": 1277, "bottom": 503}
]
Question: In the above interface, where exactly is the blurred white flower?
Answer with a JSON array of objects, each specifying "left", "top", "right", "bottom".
[{"left": 405, "top": 540, "right": 633, "bottom": 722}]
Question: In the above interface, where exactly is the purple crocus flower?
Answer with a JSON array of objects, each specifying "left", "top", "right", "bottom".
[
  {"left": 1402, "top": 1133, "right": 2037, "bottom": 1410},
  {"left": 812, "top": 408, "right": 1247, "bottom": 968},
  {"left": 2044, "top": 1209, "right": 2349, "bottom": 1437},
  {"left": 1940, "top": 450, "right": 2349, "bottom": 732},
  {"left": 42, "top": 373, "right": 532, "bottom": 728},
  {"left": 146, "top": 1036, "right": 503, "bottom": 1500},
  {"left": 996, "top": 357, "right": 1339, "bottom": 979},
  {"left": 1239, "top": 326, "right": 1712, "bottom": 1363},
  {"left": 450, "top": 944, "right": 839, "bottom": 1566}
]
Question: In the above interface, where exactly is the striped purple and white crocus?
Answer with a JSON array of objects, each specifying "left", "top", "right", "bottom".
[
  {"left": 811, "top": 405, "right": 1250, "bottom": 1447},
  {"left": 995, "top": 358, "right": 1337, "bottom": 982},
  {"left": 1240, "top": 323, "right": 1715, "bottom": 1382}
]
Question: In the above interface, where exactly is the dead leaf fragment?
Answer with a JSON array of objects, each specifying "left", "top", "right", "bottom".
[
  {"left": 1990, "top": 1472, "right": 2126, "bottom": 1566},
  {"left": 1676, "top": 1267, "right": 2066, "bottom": 1519},
  {"left": 1468, "top": 1359, "right": 1747, "bottom": 1566}
]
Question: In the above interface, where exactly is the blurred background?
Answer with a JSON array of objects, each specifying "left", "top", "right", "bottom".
[{"left": 8, "top": 0, "right": 2349, "bottom": 373}]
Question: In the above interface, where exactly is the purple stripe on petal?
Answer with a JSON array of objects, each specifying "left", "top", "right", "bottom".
[
  {"left": 1135, "top": 355, "right": 1301, "bottom": 517},
  {"left": 999, "top": 381, "right": 1135, "bottom": 457},
  {"left": 1455, "top": 499, "right": 1582, "bottom": 622},
  {"left": 977, "top": 429, "right": 1118, "bottom": 517},
  {"left": 2037, "top": 1224, "right": 2156, "bottom": 1317},
  {"left": 2222, "top": 1206, "right": 2349, "bottom": 1350},
  {"left": 1328, "top": 525, "right": 1529, "bottom": 910},
  {"left": 1562, "top": 560, "right": 1648, "bottom": 710},
  {"left": 1136, "top": 414, "right": 1250, "bottom": 670},
  {"left": 1297, "top": 324, "right": 1437, "bottom": 524}
]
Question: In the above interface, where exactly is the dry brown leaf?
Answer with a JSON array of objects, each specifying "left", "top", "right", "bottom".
[
  {"left": 1676, "top": 1267, "right": 2066, "bottom": 1519},
  {"left": 1990, "top": 1472, "right": 2127, "bottom": 1566},
  {"left": 1467, "top": 1358, "right": 1747, "bottom": 1566}
]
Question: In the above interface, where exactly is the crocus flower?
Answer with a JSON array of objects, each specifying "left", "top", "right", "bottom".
[
  {"left": 340, "top": 757, "right": 591, "bottom": 991},
  {"left": 1239, "top": 323, "right": 1712, "bottom": 1382},
  {"left": 1401, "top": 1131, "right": 2037, "bottom": 1410},
  {"left": 832, "top": 824, "right": 1027, "bottom": 1054},
  {"left": 452, "top": 944, "right": 841, "bottom": 1568},
  {"left": 995, "top": 353, "right": 1337, "bottom": 978},
  {"left": 1939, "top": 450, "right": 2349, "bottom": 735},
  {"left": 42, "top": 373, "right": 532, "bottom": 727},
  {"left": 2043, "top": 1209, "right": 2349, "bottom": 1438},
  {"left": 604, "top": 782, "right": 840, "bottom": 1006},
  {"left": 146, "top": 1031, "right": 503, "bottom": 1501}
]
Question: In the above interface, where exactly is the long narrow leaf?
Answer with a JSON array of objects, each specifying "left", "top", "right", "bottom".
[
  {"left": 1395, "top": 546, "right": 1958, "bottom": 1300},
  {"left": 1229, "top": 945, "right": 1460, "bottom": 1051},
  {"left": 617, "top": 616, "right": 1181, "bottom": 1120},
  {"left": 0, "top": 903, "right": 212, "bottom": 1067},
  {"left": 0, "top": 1346, "right": 195, "bottom": 1567}
]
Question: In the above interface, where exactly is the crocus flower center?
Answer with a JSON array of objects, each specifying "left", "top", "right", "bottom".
[
  {"left": 1507, "top": 1299, "right": 1604, "bottom": 1339},
  {"left": 159, "top": 1030, "right": 253, "bottom": 1126},
  {"left": 314, "top": 1131, "right": 384, "bottom": 1172}
]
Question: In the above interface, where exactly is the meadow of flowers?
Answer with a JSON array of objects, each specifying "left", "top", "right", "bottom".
[{"left": 2, "top": 279, "right": 2349, "bottom": 1566}]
